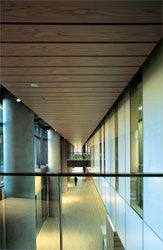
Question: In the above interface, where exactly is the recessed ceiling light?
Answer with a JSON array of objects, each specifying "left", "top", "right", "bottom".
[
  {"left": 138, "top": 106, "right": 143, "bottom": 111},
  {"left": 16, "top": 98, "right": 21, "bottom": 102},
  {"left": 31, "top": 83, "right": 38, "bottom": 88}
]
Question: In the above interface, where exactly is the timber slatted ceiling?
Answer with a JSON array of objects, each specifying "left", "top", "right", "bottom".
[{"left": 0, "top": 0, "right": 162, "bottom": 146}]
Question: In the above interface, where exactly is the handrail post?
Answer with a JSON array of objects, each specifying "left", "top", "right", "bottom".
[{"left": 58, "top": 176, "right": 63, "bottom": 250}]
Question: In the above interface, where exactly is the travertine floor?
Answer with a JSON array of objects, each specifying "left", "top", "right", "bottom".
[{"left": 37, "top": 178, "right": 105, "bottom": 250}]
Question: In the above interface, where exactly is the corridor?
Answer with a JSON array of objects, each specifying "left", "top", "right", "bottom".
[{"left": 37, "top": 177, "right": 106, "bottom": 250}]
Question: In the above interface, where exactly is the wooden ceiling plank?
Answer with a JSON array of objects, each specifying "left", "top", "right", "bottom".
[
  {"left": 8, "top": 92, "right": 120, "bottom": 97},
  {"left": 1, "top": 75, "right": 133, "bottom": 82},
  {"left": 36, "top": 115, "right": 105, "bottom": 117},
  {"left": 6, "top": 87, "right": 124, "bottom": 93},
  {"left": 25, "top": 106, "right": 112, "bottom": 109},
  {"left": 1, "top": 1, "right": 161, "bottom": 24},
  {"left": 24, "top": 104, "right": 113, "bottom": 108},
  {"left": 1, "top": 24, "right": 162, "bottom": 42},
  {"left": 23, "top": 98, "right": 113, "bottom": 100},
  {"left": 14, "top": 96, "right": 117, "bottom": 100},
  {"left": 0, "top": 56, "right": 147, "bottom": 67},
  {"left": 19, "top": 95, "right": 116, "bottom": 98},
  {"left": 0, "top": 66, "right": 139, "bottom": 75},
  {"left": 32, "top": 108, "right": 108, "bottom": 111},
  {"left": 3, "top": 82, "right": 128, "bottom": 88},
  {"left": 1, "top": 43, "right": 156, "bottom": 57}
]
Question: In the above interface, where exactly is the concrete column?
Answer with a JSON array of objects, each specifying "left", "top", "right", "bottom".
[
  {"left": 61, "top": 138, "right": 68, "bottom": 193},
  {"left": 3, "top": 94, "right": 36, "bottom": 250},
  {"left": 48, "top": 129, "right": 60, "bottom": 217}
]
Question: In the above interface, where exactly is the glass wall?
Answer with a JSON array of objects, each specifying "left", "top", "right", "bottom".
[
  {"left": 130, "top": 82, "right": 143, "bottom": 216},
  {"left": 34, "top": 124, "right": 48, "bottom": 169},
  {"left": 143, "top": 44, "right": 163, "bottom": 243},
  {"left": 0, "top": 87, "right": 3, "bottom": 186},
  {"left": 0, "top": 86, "right": 3, "bottom": 174},
  {"left": 0, "top": 105, "right": 3, "bottom": 173},
  {"left": 115, "top": 105, "right": 119, "bottom": 191},
  {"left": 87, "top": 43, "right": 163, "bottom": 249},
  {"left": 101, "top": 122, "right": 105, "bottom": 174}
]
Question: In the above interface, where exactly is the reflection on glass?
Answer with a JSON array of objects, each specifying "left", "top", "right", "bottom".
[
  {"left": 34, "top": 124, "right": 48, "bottom": 169},
  {"left": 130, "top": 82, "right": 143, "bottom": 217},
  {"left": 0, "top": 174, "right": 163, "bottom": 250},
  {"left": 0, "top": 104, "right": 3, "bottom": 187},
  {"left": 99, "top": 124, "right": 102, "bottom": 172},
  {"left": 100, "top": 122, "right": 106, "bottom": 174},
  {"left": 0, "top": 185, "right": 5, "bottom": 249},
  {"left": 67, "top": 152, "right": 90, "bottom": 160},
  {"left": 0, "top": 175, "right": 61, "bottom": 250},
  {"left": 115, "top": 106, "right": 119, "bottom": 191},
  {"left": 35, "top": 176, "right": 49, "bottom": 235}
]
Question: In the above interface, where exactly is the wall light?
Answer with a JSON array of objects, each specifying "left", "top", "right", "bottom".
[
  {"left": 16, "top": 98, "right": 21, "bottom": 102},
  {"left": 138, "top": 106, "right": 143, "bottom": 111}
]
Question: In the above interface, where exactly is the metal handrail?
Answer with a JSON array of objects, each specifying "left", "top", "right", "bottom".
[{"left": 0, "top": 172, "right": 163, "bottom": 177}]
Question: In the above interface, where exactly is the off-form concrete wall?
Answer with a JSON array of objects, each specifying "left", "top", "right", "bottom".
[
  {"left": 3, "top": 94, "right": 36, "bottom": 250},
  {"left": 48, "top": 130, "right": 61, "bottom": 217}
]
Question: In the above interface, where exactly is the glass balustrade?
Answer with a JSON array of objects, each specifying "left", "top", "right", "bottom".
[{"left": 0, "top": 172, "right": 163, "bottom": 250}]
